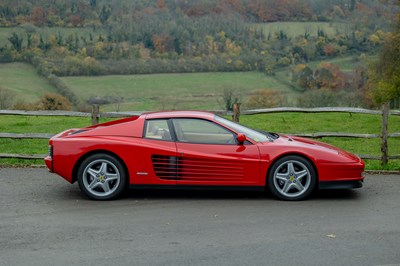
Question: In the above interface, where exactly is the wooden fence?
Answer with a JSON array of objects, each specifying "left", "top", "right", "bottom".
[{"left": 1, "top": 106, "right": 399, "bottom": 164}]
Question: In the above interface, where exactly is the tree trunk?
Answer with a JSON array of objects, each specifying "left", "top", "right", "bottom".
[{"left": 232, "top": 103, "right": 241, "bottom": 123}]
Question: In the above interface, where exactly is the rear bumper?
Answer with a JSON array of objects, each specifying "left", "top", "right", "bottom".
[{"left": 319, "top": 180, "right": 363, "bottom": 190}]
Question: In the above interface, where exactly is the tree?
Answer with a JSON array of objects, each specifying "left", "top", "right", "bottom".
[
  {"left": 217, "top": 88, "right": 240, "bottom": 112},
  {"left": 296, "top": 65, "right": 314, "bottom": 89},
  {"left": 31, "top": 6, "right": 47, "bottom": 26},
  {"left": 69, "top": 15, "right": 84, "bottom": 27},
  {"left": 8, "top": 32, "right": 23, "bottom": 51},
  {"left": 369, "top": 10, "right": 400, "bottom": 104},
  {"left": 99, "top": 5, "right": 111, "bottom": 24}
]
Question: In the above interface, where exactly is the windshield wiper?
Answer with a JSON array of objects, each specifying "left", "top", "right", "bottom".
[{"left": 256, "top": 130, "right": 279, "bottom": 141}]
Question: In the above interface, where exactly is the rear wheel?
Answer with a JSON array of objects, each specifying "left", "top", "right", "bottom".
[
  {"left": 77, "top": 153, "right": 127, "bottom": 200},
  {"left": 268, "top": 156, "right": 316, "bottom": 201}
]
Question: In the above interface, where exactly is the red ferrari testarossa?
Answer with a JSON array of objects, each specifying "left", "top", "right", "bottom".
[{"left": 45, "top": 111, "right": 365, "bottom": 201}]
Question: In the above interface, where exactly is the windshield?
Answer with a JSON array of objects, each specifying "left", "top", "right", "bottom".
[{"left": 214, "top": 115, "right": 271, "bottom": 143}]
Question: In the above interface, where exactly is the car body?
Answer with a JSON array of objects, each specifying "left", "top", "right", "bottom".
[{"left": 45, "top": 111, "right": 365, "bottom": 201}]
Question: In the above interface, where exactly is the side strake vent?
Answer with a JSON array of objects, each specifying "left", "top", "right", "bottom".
[
  {"left": 152, "top": 155, "right": 244, "bottom": 181},
  {"left": 152, "top": 155, "right": 179, "bottom": 180}
]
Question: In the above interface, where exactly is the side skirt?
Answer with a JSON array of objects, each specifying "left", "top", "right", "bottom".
[{"left": 129, "top": 184, "right": 265, "bottom": 192}]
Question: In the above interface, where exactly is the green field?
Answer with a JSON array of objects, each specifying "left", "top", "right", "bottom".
[
  {"left": 0, "top": 59, "right": 368, "bottom": 111},
  {"left": 306, "top": 56, "right": 357, "bottom": 72},
  {"left": 0, "top": 113, "right": 399, "bottom": 170},
  {"left": 0, "top": 63, "right": 301, "bottom": 110},
  {"left": 253, "top": 22, "right": 350, "bottom": 38},
  {"left": 0, "top": 63, "right": 57, "bottom": 102},
  {"left": 61, "top": 72, "right": 299, "bottom": 111}
]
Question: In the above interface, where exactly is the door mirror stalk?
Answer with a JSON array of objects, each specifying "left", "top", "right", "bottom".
[{"left": 237, "top": 133, "right": 246, "bottom": 144}]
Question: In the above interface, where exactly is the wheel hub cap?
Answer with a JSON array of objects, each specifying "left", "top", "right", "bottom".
[
  {"left": 82, "top": 159, "right": 121, "bottom": 197},
  {"left": 273, "top": 160, "right": 311, "bottom": 198}
]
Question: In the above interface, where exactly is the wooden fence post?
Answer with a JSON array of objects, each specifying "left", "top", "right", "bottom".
[
  {"left": 381, "top": 102, "right": 389, "bottom": 166},
  {"left": 91, "top": 104, "right": 99, "bottom": 125},
  {"left": 232, "top": 103, "right": 241, "bottom": 123}
]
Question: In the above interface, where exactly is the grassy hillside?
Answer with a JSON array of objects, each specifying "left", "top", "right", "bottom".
[
  {"left": 0, "top": 56, "right": 369, "bottom": 110},
  {"left": 254, "top": 22, "right": 349, "bottom": 38},
  {"left": 61, "top": 72, "right": 300, "bottom": 111},
  {"left": 0, "top": 63, "right": 57, "bottom": 102},
  {"left": 0, "top": 53, "right": 370, "bottom": 110}
]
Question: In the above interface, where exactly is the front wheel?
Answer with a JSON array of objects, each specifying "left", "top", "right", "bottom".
[
  {"left": 77, "top": 153, "right": 127, "bottom": 200},
  {"left": 267, "top": 156, "right": 316, "bottom": 201}
]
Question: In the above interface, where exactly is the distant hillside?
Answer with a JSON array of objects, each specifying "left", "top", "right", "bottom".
[
  {"left": 0, "top": 0, "right": 397, "bottom": 26},
  {"left": 0, "top": 0, "right": 398, "bottom": 110},
  {"left": 1, "top": 0, "right": 396, "bottom": 76}
]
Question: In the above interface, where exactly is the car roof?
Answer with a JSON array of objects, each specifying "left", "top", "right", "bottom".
[{"left": 143, "top": 110, "right": 216, "bottom": 120}]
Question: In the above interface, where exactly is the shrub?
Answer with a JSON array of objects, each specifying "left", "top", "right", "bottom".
[
  {"left": 296, "top": 89, "right": 364, "bottom": 108},
  {"left": 0, "top": 87, "right": 16, "bottom": 109},
  {"left": 12, "top": 101, "right": 37, "bottom": 111},
  {"left": 245, "top": 89, "right": 287, "bottom": 109},
  {"left": 37, "top": 93, "right": 72, "bottom": 110}
]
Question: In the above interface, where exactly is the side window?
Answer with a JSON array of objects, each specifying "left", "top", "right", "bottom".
[
  {"left": 172, "top": 119, "right": 235, "bottom": 144},
  {"left": 144, "top": 119, "right": 172, "bottom": 141}
]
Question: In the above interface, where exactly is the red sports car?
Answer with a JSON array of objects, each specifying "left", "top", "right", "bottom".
[{"left": 45, "top": 111, "right": 365, "bottom": 201}]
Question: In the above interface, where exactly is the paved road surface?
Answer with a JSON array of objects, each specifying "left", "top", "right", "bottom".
[{"left": 0, "top": 168, "right": 399, "bottom": 266}]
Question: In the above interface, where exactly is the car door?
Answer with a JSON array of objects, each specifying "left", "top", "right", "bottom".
[
  {"left": 172, "top": 118, "right": 261, "bottom": 186},
  {"left": 133, "top": 118, "right": 178, "bottom": 185}
]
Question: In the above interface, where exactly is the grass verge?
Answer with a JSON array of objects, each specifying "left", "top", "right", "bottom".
[{"left": 0, "top": 112, "right": 399, "bottom": 170}]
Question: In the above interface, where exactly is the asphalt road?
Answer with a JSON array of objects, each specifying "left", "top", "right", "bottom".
[{"left": 0, "top": 168, "right": 399, "bottom": 266}]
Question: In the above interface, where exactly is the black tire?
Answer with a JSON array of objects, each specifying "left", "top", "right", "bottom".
[
  {"left": 77, "top": 153, "right": 127, "bottom": 200},
  {"left": 267, "top": 155, "right": 316, "bottom": 201}
]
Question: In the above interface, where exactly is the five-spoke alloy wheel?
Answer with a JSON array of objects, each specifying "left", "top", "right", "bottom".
[
  {"left": 268, "top": 155, "right": 316, "bottom": 201},
  {"left": 77, "top": 153, "right": 127, "bottom": 200}
]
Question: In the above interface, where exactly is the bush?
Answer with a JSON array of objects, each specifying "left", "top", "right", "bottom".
[
  {"left": 37, "top": 93, "right": 72, "bottom": 110},
  {"left": 245, "top": 89, "right": 287, "bottom": 109},
  {"left": 47, "top": 74, "right": 79, "bottom": 105},
  {"left": 12, "top": 101, "right": 37, "bottom": 111},
  {"left": 296, "top": 89, "right": 364, "bottom": 108},
  {"left": 0, "top": 87, "right": 16, "bottom": 109}
]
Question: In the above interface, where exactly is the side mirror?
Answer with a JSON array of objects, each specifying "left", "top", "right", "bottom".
[{"left": 237, "top": 133, "right": 246, "bottom": 144}]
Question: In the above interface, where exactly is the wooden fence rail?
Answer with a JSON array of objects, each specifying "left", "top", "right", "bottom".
[
  {"left": 1, "top": 107, "right": 399, "bottom": 164},
  {"left": 0, "top": 133, "right": 54, "bottom": 139},
  {"left": 0, "top": 109, "right": 143, "bottom": 118},
  {"left": 232, "top": 107, "right": 400, "bottom": 116},
  {"left": 1, "top": 132, "right": 400, "bottom": 140},
  {"left": 2, "top": 107, "right": 400, "bottom": 117},
  {"left": 0, "top": 153, "right": 46, "bottom": 159}
]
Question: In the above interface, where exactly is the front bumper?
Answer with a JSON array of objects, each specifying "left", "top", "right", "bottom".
[
  {"left": 44, "top": 156, "right": 53, "bottom": 172},
  {"left": 319, "top": 180, "right": 363, "bottom": 190}
]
